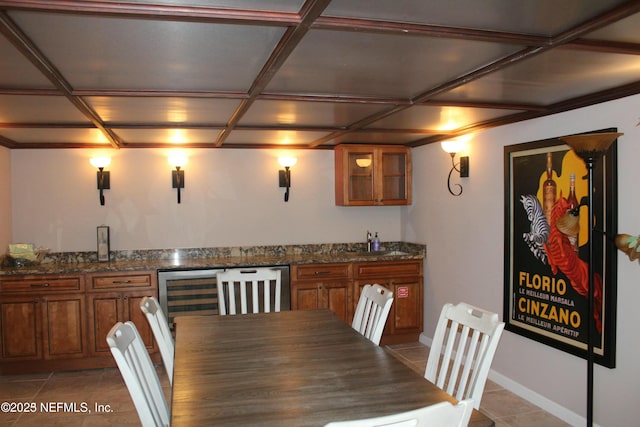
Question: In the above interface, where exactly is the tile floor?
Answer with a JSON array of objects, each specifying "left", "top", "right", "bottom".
[
  {"left": 385, "top": 342, "right": 571, "bottom": 427},
  {"left": 0, "top": 342, "right": 570, "bottom": 427}
]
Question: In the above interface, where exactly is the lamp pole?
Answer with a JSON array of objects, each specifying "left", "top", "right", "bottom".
[
  {"left": 561, "top": 131, "right": 621, "bottom": 427},
  {"left": 584, "top": 155, "right": 596, "bottom": 427}
]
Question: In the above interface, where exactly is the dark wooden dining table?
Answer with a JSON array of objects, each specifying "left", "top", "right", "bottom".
[{"left": 171, "top": 309, "right": 494, "bottom": 427}]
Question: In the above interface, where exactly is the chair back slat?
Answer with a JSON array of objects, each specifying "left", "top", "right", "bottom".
[
  {"left": 351, "top": 284, "right": 394, "bottom": 345},
  {"left": 216, "top": 268, "right": 282, "bottom": 315},
  {"left": 425, "top": 302, "right": 505, "bottom": 409}
]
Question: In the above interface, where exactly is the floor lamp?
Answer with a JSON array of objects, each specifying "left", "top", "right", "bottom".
[{"left": 560, "top": 132, "right": 622, "bottom": 427}]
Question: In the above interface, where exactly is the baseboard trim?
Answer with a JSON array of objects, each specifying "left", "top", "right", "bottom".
[{"left": 418, "top": 333, "right": 594, "bottom": 427}]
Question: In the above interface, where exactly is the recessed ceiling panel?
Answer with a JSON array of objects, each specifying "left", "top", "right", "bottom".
[
  {"left": 0, "top": 128, "right": 111, "bottom": 144},
  {"left": 0, "top": 95, "right": 92, "bottom": 123},
  {"left": 114, "top": 128, "right": 221, "bottom": 144},
  {"left": 267, "top": 29, "right": 523, "bottom": 99},
  {"left": 584, "top": 13, "right": 640, "bottom": 43},
  {"left": 85, "top": 97, "right": 241, "bottom": 125},
  {"left": 223, "top": 130, "right": 330, "bottom": 146},
  {"left": 434, "top": 49, "right": 640, "bottom": 105},
  {"left": 323, "top": 0, "right": 628, "bottom": 36},
  {"left": 9, "top": 11, "right": 286, "bottom": 92},
  {"left": 239, "top": 100, "right": 388, "bottom": 127},
  {"left": 0, "top": 37, "right": 55, "bottom": 89},
  {"left": 366, "top": 105, "right": 524, "bottom": 131}
]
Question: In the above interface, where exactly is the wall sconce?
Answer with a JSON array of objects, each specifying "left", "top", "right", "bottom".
[
  {"left": 168, "top": 153, "right": 187, "bottom": 204},
  {"left": 278, "top": 156, "right": 297, "bottom": 202},
  {"left": 89, "top": 157, "right": 111, "bottom": 206},
  {"left": 441, "top": 140, "right": 469, "bottom": 196}
]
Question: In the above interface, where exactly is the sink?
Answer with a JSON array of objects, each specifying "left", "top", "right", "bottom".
[{"left": 354, "top": 250, "right": 409, "bottom": 257}]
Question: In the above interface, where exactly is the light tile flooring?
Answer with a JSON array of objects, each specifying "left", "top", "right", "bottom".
[
  {"left": 385, "top": 342, "right": 570, "bottom": 427},
  {"left": 0, "top": 342, "right": 570, "bottom": 427}
]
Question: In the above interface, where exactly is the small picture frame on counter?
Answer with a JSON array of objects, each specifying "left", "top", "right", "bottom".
[{"left": 97, "top": 225, "right": 110, "bottom": 262}]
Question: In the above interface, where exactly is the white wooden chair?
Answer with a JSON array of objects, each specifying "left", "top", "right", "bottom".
[
  {"left": 424, "top": 302, "right": 505, "bottom": 409},
  {"left": 324, "top": 398, "right": 473, "bottom": 427},
  {"left": 140, "top": 296, "right": 174, "bottom": 385},
  {"left": 216, "top": 267, "right": 282, "bottom": 315},
  {"left": 106, "top": 321, "right": 170, "bottom": 427},
  {"left": 351, "top": 284, "right": 393, "bottom": 345}
]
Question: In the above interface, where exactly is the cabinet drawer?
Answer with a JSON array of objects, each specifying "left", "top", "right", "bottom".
[
  {"left": 292, "top": 263, "right": 352, "bottom": 281},
  {"left": 0, "top": 275, "right": 84, "bottom": 293},
  {"left": 354, "top": 260, "right": 422, "bottom": 279},
  {"left": 89, "top": 273, "right": 155, "bottom": 291}
]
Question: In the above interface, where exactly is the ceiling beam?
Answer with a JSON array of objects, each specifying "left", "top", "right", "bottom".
[
  {"left": 214, "top": 0, "right": 333, "bottom": 147},
  {"left": 0, "top": 0, "right": 300, "bottom": 25},
  {"left": 0, "top": 10, "right": 121, "bottom": 148}
]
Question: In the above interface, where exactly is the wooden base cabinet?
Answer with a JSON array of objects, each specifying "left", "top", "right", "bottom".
[
  {"left": 0, "top": 271, "right": 158, "bottom": 374},
  {"left": 290, "top": 264, "right": 352, "bottom": 323},
  {"left": 87, "top": 272, "right": 158, "bottom": 357},
  {"left": 291, "top": 260, "right": 423, "bottom": 344},
  {"left": 0, "top": 274, "right": 87, "bottom": 371},
  {"left": 353, "top": 260, "right": 423, "bottom": 345}
]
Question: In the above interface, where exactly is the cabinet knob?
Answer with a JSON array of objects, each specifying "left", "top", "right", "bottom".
[{"left": 112, "top": 280, "right": 132, "bottom": 284}]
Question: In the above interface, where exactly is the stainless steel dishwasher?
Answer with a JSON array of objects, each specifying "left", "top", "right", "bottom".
[{"left": 157, "top": 266, "right": 290, "bottom": 328}]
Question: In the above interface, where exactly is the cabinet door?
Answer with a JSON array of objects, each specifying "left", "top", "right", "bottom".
[
  {"left": 41, "top": 294, "right": 86, "bottom": 359},
  {"left": 347, "top": 149, "right": 375, "bottom": 203},
  {"left": 354, "top": 277, "right": 422, "bottom": 336},
  {"left": 320, "top": 281, "right": 351, "bottom": 324},
  {"left": 291, "top": 281, "right": 351, "bottom": 324},
  {"left": 0, "top": 296, "right": 42, "bottom": 360},
  {"left": 380, "top": 149, "right": 410, "bottom": 204},
  {"left": 385, "top": 277, "right": 422, "bottom": 335},
  {"left": 87, "top": 292, "right": 121, "bottom": 356},
  {"left": 87, "top": 290, "right": 157, "bottom": 356},
  {"left": 291, "top": 282, "right": 321, "bottom": 312}
]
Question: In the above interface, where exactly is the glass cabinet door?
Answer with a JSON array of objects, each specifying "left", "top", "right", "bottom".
[
  {"left": 347, "top": 151, "right": 374, "bottom": 202},
  {"left": 381, "top": 151, "right": 407, "bottom": 201}
]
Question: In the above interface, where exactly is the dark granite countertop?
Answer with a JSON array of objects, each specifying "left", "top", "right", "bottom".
[{"left": 0, "top": 242, "right": 425, "bottom": 276}]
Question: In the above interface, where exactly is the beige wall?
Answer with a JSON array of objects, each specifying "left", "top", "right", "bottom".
[
  {"left": 0, "top": 146, "right": 11, "bottom": 250},
  {"left": 10, "top": 147, "right": 406, "bottom": 251},
  {"left": 412, "top": 93, "right": 640, "bottom": 427}
]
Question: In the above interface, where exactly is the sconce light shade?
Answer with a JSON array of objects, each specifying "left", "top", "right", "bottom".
[
  {"left": 278, "top": 156, "right": 297, "bottom": 202},
  {"left": 168, "top": 152, "right": 188, "bottom": 168},
  {"left": 89, "top": 157, "right": 111, "bottom": 206},
  {"left": 168, "top": 154, "right": 187, "bottom": 204},
  {"left": 440, "top": 140, "right": 465, "bottom": 154},
  {"left": 90, "top": 157, "right": 111, "bottom": 169},
  {"left": 440, "top": 140, "right": 469, "bottom": 196},
  {"left": 278, "top": 156, "right": 297, "bottom": 168}
]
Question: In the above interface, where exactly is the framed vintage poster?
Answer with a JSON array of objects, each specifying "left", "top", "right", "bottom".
[
  {"left": 503, "top": 130, "right": 617, "bottom": 368},
  {"left": 97, "top": 225, "right": 110, "bottom": 262}
]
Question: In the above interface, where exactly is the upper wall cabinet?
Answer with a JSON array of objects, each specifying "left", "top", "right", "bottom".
[{"left": 335, "top": 145, "right": 411, "bottom": 206}]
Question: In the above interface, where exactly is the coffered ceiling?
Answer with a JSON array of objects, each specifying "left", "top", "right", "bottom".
[{"left": 1, "top": 0, "right": 639, "bottom": 150}]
